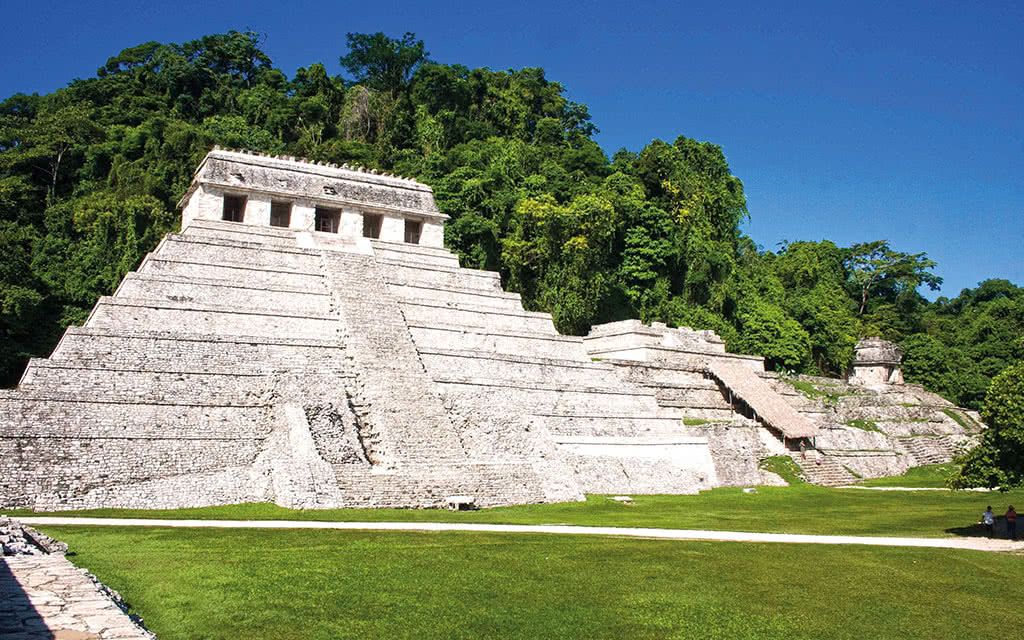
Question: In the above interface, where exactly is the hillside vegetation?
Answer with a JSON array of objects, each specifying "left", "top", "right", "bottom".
[{"left": 1, "top": 31, "right": 1021, "bottom": 411}]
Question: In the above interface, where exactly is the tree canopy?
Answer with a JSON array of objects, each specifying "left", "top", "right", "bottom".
[{"left": 952, "top": 362, "right": 1024, "bottom": 489}]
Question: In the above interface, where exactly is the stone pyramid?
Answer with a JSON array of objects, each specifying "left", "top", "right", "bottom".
[{"left": 0, "top": 149, "right": 719, "bottom": 510}]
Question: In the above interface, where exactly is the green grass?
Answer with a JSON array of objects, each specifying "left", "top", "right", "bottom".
[
  {"left": 39, "top": 525, "right": 1024, "bottom": 640},
  {"left": 942, "top": 408, "right": 975, "bottom": 429},
  {"left": 859, "top": 463, "right": 958, "bottom": 488},
  {"left": 682, "top": 417, "right": 712, "bottom": 426},
  {"left": 785, "top": 378, "right": 854, "bottom": 404},
  {"left": 758, "top": 455, "right": 805, "bottom": 484},
  {"left": 11, "top": 484, "right": 1022, "bottom": 538},
  {"left": 846, "top": 418, "right": 882, "bottom": 432}
]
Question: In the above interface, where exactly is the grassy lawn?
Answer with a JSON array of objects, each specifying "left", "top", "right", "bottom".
[
  {"left": 41, "top": 525, "right": 1024, "bottom": 640},
  {"left": 858, "top": 463, "right": 957, "bottom": 488},
  {"left": 10, "top": 483, "right": 1022, "bottom": 538},
  {"left": 758, "top": 456, "right": 805, "bottom": 484}
]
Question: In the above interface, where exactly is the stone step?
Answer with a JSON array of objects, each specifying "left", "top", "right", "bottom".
[
  {"left": 537, "top": 413, "right": 685, "bottom": 438},
  {"left": 373, "top": 259, "right": 504, "bottom": 292},
  {"left": 436, "top": 377, "right": 665, "bottom": 416},
  {"left": 389, "top": 287, "right": 526, "bottom": 313},
  {"left": 896, "top": 436, "right": 958, "bottom": 465},
  {"left": 369, "top": 237, "right": 461, "bottom": 258},
  {"left": 408, "top": 324, "right": 585, "bottom": 361},
  {"left": 18, "top": 361, "right": 280, "bottom": 405},
  {"left": 0, "top": 395, "right": 270, "bottom": 440},
  {"left": 385, "top": 279, "right": 523, "bottom": 308},
  {"left": 330, "top": 461, "right": 552, "bottom": 508},
  {"left": 116, "top": 273, "right": 332, "bottom": 316},
  {"left": 419, "top": 349, "right": 624, "bottom": 387},
  {"left": 370, "top": 239, "right": 461, "bottom": 268},
  {"left": 400, "top": 299, "right": 558, "bottom": 335},
  {"left": 654, "top": 387, "right": 733, "bottom": 408},
  {"left": 319, "top": 251, "right": 469, "bottom": 466},
  {"left": 157, "top": 235, "right": 323, "bottom": 273},
  {"left": 47, "top": 327, "right": 346, "bottom": 373},
  {"left": 679, "top": 407, "right": 747, "bottom": 422},
  {"left": 85, "top": 297, "right": 340, "bottom": 341},
  {"left": 605, "top": 362, "right": 712, "bottom": 385},
  {"left": 139, "top": 257, "right": 324, "bottom": 291},
  {"left": 183, "top": 220, "right": 304, "bottom": 248},
  {"left": 790, "top": 453, "right": 860, "bottom": 487},
  {"left": 637, "top": 377, "right": 723, "bottom": 391}
]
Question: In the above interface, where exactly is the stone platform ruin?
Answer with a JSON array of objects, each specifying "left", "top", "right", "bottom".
[
  {"left": 584, "top": 326, "right": 981, "bottom": 486},
  {"left": 0, "top": 149, "right": 981, "bottom": 510}
]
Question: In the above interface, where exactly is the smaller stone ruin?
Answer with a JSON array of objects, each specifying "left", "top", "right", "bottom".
[{"left": 849, "top": 337, "right": 904, "bottom": 387}]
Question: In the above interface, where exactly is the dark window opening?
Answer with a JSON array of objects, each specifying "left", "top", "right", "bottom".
[
  {"left": 222, "top": 195, "right": 246, "bottom": 223},
  {"left": 315, "top": 207, "right": 341, "bottom": 233},
  {"left": 404, "top": 219, "right": 422, "bottom": 244},
  {"left": 363, "top": 214, "right": 383, "bottom": 239},
  {"left": 270, "top": 201, "right": 292, "bottom": 228}
]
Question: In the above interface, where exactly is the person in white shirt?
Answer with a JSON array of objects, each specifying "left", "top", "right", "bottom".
[{"left": 982, "top": 506, "right": 995, "bottom": 538}]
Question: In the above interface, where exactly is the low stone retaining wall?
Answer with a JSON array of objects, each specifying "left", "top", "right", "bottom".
[{"left": 1, "top": 518, "right": 154, "bottom": 639}]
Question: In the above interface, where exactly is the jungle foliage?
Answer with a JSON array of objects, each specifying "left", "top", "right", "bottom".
[
  {"left": 1, "top": 31, "right": 1021, "bottom": 423},
  {"left": 952, "top": 362, "right": 1024, "bottom": 489}
]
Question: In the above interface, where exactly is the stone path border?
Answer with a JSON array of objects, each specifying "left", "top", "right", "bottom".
[
  {"left": 19, "top": 517, "right": 1024, "bottom": 553},
  {"left": 1, "top": 554, "right": 152, "bottom": 639}
]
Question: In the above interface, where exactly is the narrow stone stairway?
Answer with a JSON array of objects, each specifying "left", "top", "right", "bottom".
[
  {"left": 896, "top": 435, "right": 955, "bottom": 466},
  {"left": 790, "top": 451, "right": 860, "bottom": 486}
]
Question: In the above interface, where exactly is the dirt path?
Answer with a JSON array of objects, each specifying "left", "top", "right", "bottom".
[{"left": 17, "top": 516, "right": 1023, "bottom": 553}]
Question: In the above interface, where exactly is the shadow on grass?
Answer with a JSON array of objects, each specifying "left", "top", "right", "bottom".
[{"left": 945, "top": 518, "right": 1018, "bottom": 540}]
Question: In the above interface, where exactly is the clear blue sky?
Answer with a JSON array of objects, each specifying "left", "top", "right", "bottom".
[{"left": 2, "top": 0, "right": 1021, "bottom": 298}]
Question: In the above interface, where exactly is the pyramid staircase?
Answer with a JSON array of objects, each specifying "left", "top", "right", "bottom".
[
  {"left": 367, "top": 236, "right": 718, "bottom": 494},
  {"left": 790, "top": 451, "right": 860, "bottom": 486}
]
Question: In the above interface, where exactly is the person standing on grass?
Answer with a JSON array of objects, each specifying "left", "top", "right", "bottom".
[
  {"left": 1006, "top": 506, "right": 1017, "bottom": 541},
  {"left": 983, "top": 506, "right": 995, "bottom": 538}
]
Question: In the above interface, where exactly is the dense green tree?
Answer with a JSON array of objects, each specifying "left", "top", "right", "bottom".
[
  {"left": 340, "top": 32, "right": 428, "bottom": 97},
  {"left": 900, "top": 280, "right": 1024, "bottom": 410},
  {"left": 32, "top": 192, "right": 174, "bottom": 308},
  {"left": 772, "top": 241, "right": 859, "bottom": 375},
  {"left": 844, "top": 240, "right": 942, "bottom": 315},
  {"left": 733, "top": 299, "right": 812, "bottom": 371},
  {"left": 0, "top": 222, "right": 49, "bottom": 385},
  {"left": 952, "top": 362, "right": 1024, "bottom": 489}
]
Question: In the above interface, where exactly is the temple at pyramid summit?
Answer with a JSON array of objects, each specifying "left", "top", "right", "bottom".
[{"left": 0, "top": 149, "right": 982, "bottom": 510}]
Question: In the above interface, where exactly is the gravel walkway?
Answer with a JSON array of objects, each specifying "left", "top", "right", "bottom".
[{"left": 18, "top": 516, "right": 1024, "bottom": 553}]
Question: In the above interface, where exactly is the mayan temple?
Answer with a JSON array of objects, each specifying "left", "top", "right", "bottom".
[{"left": 0, "top": 149, "right": 982, "bottom": 511}]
